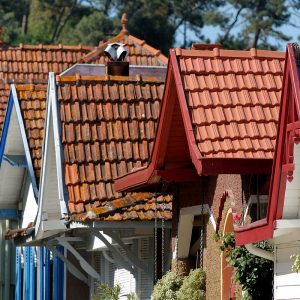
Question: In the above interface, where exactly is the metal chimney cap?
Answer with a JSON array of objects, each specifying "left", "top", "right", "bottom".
[{"left": 104, "top": 43, "right": 128, "bottom": 62}]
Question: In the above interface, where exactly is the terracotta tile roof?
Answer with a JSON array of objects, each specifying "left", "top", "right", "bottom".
[
  {"left": 177, "top": 48, "right": 285, "bottom": 159},
  {"left": 81, "top": 14, "right": 167, "bottom": 66},
  {"left": 81, "top": 35, "right": 167, "bottom": 66},
  {"left": 5, "top": 222, "right": 34, "bottom": 240},
  {"left": 56, "top": 74, "right": 166, "bottom": 220},
  {"left": 0, "top": 44, "right": 92, "bottom": 132},
  {"left": 15, "top": 83, "right": 47, "bottom": 184},
  {"left": 81, "top": 193, "right": 172, "bottom": 221}
]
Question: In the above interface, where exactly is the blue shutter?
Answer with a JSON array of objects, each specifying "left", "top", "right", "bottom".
[
  {"left": 24, "top": 247, "right": 30, "bottom": 299},
  {"left": 39, "top": 247, "right": 44, "bottom": 300},
  {"left": 45, "top": 248, "right": 51, "bottom": 300},
  {"left": 29, "top": 247, "right": 35, "bottom": 300},
  {"left": 53, "top": 246, "right": 64, "bottom": 300},
  {"left": 15, "top": 247, "right": 21, "bottom": 300}
]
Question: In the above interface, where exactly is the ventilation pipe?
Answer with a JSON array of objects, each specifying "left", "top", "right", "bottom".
[{"left": 104, "top": 43, "right": 129, "bottom": 76}]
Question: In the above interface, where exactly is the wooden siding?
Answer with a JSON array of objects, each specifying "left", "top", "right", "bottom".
[{"left": 283, "top": 144, "right": 300, "bottom": 219}]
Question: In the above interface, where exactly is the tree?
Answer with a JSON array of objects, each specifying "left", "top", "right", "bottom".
[
  {"left": 63, "top": 11, "right": 114, "bottom": 45},
  {"left": 0, "top": 0, "right": 29, "bottom": 44},
  {"left": 216, "top": 0, "right": 290, "bottom": 49}
]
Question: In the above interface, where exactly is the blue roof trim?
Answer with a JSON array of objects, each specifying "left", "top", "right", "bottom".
[
  {"left": 0, "top": 90, "right": 14, "bottom": 165},
  {"left": 11, "top": 85, "right": 39, "bottom": 200},
  {"left": 0, "top": 209, "right": 21, "bottom": 219}
]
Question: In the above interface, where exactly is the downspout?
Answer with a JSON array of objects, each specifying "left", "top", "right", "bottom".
[{"left": 245, "top": 243, "right": 274, "bottom": 261}]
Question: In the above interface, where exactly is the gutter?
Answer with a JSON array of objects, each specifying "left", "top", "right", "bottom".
[{"left": 245, "top": 243, "right": 274, "bottom": 261}]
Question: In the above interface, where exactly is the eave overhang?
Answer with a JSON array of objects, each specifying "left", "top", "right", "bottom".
[
  {"left": 115, "top": 49, "right": 274, "bottom": 193},
  {"left": 235, "top": 43, "right": 300, "bottom": 245}
]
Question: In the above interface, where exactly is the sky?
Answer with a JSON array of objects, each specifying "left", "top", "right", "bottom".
[{"left": 175, "top": 7, "right": 300, "bottom": 51}]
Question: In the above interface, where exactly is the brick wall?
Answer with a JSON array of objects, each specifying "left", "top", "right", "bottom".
[{"left": 172, "top": 174, "right": 246, "bottom": 299}]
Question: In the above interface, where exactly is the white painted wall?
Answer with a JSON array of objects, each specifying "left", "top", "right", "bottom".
[
  {"left": 273, "top": 144, "right": 300, "bottom": 299},
  {"left": 21, "top": 183, "right": 37, "bottom": 228},
  {"left": 0, "top": 106, "right": 26, "bottom": 209},
  {"left": 282, "top": 144, "right": 300, "bottom": 219},
  {"left": 274, "top": 243, "right": 300, "bottom": 299}
]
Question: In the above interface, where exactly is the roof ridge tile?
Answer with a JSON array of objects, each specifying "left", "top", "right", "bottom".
[{"left": 56, "top": 74, "right": 164, "bottom": 84}]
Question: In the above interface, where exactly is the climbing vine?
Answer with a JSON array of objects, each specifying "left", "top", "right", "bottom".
[
  {"left": 291, "top": 254, "right": 300, "bottom": 273},
  {"left": 216, "top": 232, "right": 273, "bottom": 300}
]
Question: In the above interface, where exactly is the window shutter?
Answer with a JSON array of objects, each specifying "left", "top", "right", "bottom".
[{"left": 138, "top": 238, "right": 153, "bottom": 300}]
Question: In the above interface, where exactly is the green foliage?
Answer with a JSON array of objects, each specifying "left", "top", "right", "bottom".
[
  {"left": 0, "top": 0, "right": 298, "bottom": 50},
  {"left": 217, "top": 0, "right": 290, "bottom": 49},
  {"left": 219, "top": 232, "right": 273, "bottom": 300},
  {"left": 93, "top": 283, "right": 121, "bottom": 300},
  {"left": 177, "top": 269, "right": 206, "bottom": 300},
  {"left": 64, "top": 11, "right": 114, "bottom": 45},
  {"left": 93, "top": 283, "right": 137, "bottom": 300},
  {"left": 291, "top": 254, "right": 300, "bottom": 273},
  {"left": 151, "top": 269, "right": 206, "bottom": 300},
  {"left": 151, "top": 271, "right": 182, "bottom": 300}
]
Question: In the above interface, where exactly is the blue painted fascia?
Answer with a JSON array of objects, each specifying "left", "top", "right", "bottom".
[
  {"left": 11, "top": 85, "right": 39, "bottom": 200},
  {"left": 0, "top": 86, "right": 39, "bottom": 200},
  {"left": 0, "top": 90, "right": 14, "bottom": 166},
  {"left": 2, "top": 154, "right": 27, "bottom": 167},
  {"left": 0, "top": 209, "right": 21, "bottom": 220}
]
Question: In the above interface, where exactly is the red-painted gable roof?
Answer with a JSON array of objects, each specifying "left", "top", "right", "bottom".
[
  {"left": 115, "top": 47, "right": 285, "bottom": 192},
  {"left": 179, "top": 48, "right": 283, "bottom": 159},
  {"left": 236, "top": 44, "right": 300, "bottom": 245}
]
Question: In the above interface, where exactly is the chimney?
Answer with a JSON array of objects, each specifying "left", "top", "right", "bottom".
[
  {"left": 191, "top": 43, "right": 222, "bottom": 50},
  {"left": 104, "top": 43, "right": 129, "bottom": 76}
]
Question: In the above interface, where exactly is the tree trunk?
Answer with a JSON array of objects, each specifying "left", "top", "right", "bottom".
[
  {"left": 251, "top": 28, "right": 261, "bottom": 48},
  {"left": 22, "top": 14, "right": 28, "bottom": 35}
]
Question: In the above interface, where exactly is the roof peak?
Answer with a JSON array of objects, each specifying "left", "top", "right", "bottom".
[
  {"left": 175, "top": 47, "right": 285, "bottom": 59},
  {"left": 121, "top": 13, "right": 129, "bottom": 34},
  {"left": 56, "top": 74, "right": 165, "bottom": 84}
]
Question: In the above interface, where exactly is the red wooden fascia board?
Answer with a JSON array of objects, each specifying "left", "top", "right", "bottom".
[
  {"left": 155, "top": 168, "right": 199, "bottom": 182},
  {"left": 200, "top": 157, "right": 273, "bottom": 175},
  {"left": 235, "top": 44, "right": 300, "bottom": 245},
  {"left": 114, "top": 165, "right": 155, "bottom": 192},
  {"left": 235, "top": 220, "right": 273, "bottom": 245},
  {"left": 169, "top": 49, "right": 204, "bottom": 175},
  {"left": 115, "top": 54, "right": 178, "bottom": 192}
]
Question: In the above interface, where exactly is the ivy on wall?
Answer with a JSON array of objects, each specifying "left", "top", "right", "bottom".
[{"left": 216, "top": 232, "right": 273, "bottom": 300}]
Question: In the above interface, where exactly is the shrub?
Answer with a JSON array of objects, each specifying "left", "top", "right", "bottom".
[
  {"left": 219, "top": 232, "right": 273, "bottom": 300},
  {"left": 151, "top": 271, "right": 182, "bottom": 300},
  {"left": 177, "top": 269, "right": 206, "bottom": 300},
  {"left": 93, "top": 283, "right": 137, "bottom": 300}
]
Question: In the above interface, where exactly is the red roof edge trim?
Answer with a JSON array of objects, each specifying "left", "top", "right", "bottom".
[
  {"left": 201, "top": 158, "right": 273, "bottom": 175},
  {"left": 114, "top": 165, "right": 156, "bottom": 192},
  {"left": 170, "top": 49, "right": 204, "bottom": 175},
  {"left": 236, "top": 43, "right": 300, "bottom": 246},
  {"left": 115, "top": 55, "right": 176, "bottom": 192}
]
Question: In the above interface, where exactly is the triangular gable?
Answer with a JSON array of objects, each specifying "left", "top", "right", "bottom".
[
  {"left": 0, "top": 85, "right": 39, "bottom": 196},
  {"left": 115, "top": 48, "right": 282, "bottom": 193},
  {"left": 80, "top": 14, "right": 167, "bottom": 66},
  {"left": 35, "top": 73, "right": 67, "bottom": 241},
  {"left": 236, "top": 43, "right": 300, "bottom": 245}
]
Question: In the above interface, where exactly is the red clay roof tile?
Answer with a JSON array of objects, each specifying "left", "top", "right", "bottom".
[
  {"left": 177, "top": 47, "right": 285, "bottom": 159},
  {"left": 15, "top": 83, "right": 48, "bottom": 183},
  {"left": 57, "top": 75, "right": 166, "bottom": 219},
  {"left": 0, "top": 45, "right": 92, "bottom": 133}
]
